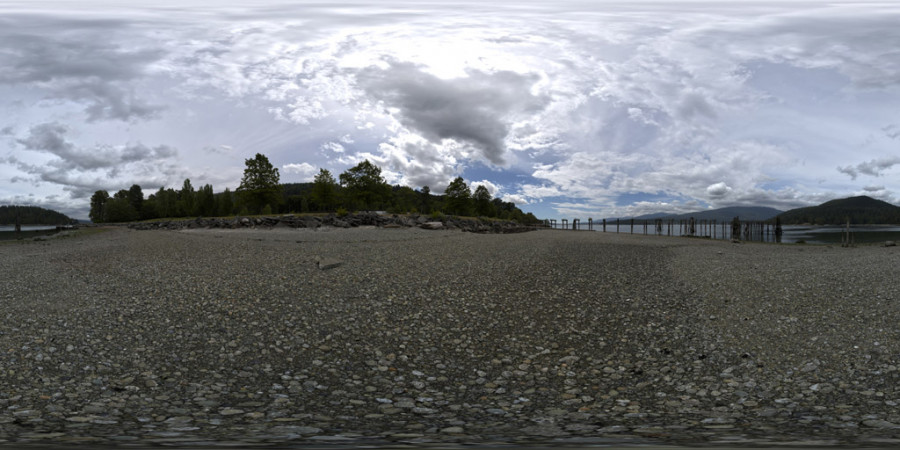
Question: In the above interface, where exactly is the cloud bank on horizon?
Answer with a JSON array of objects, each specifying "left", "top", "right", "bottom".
[{"left": 2, "top": 1, "right": 899, "bottom": 220}]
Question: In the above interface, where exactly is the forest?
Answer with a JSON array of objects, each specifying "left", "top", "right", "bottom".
[
  {"left": 0, "top": 205, "right": 75, "bottom": 225},
  {"left": 777, "top": 195, "right": 900, "bottom": 225},
  {"left": 89, "top": 155, "right": 540, "bottom": 224}
]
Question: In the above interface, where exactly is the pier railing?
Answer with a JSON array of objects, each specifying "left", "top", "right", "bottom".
[{"left": 543, "top": 217, "right": 785, "bottom": 243}]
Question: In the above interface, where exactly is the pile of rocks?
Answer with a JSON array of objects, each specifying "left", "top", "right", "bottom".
[{"left": 127, "top": 213, "right": 538, "bottom": 234}]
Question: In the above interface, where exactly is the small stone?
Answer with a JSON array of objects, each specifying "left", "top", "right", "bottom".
[
  {"left": 317, "top": 258, "right": 343, "bottom": 270},
  {"left": 66, "top": 416, "right": 94, "bottom": 423},
  {"left": 863, "top": 419, "right": 900, "bottom": 429},
  {"left": 440, "top": 426, "right": 464, "bottom": 434}
]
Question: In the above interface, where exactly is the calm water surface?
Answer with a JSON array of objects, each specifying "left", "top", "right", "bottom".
[
  {"left": 0, "top": 225, "right": 58, "bottom": 232},
  {"left": 553, "top": 222, "right": 900, "bottom": 245}
]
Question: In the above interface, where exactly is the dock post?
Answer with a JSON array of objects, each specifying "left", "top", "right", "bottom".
[{"left": 14, "top": 205, "right": 21, "bottom": 237}]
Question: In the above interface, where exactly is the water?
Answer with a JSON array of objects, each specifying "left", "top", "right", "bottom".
[
  {"left": 549, "top": 221, "right": 900, "bottom": 245},
  {"left": 0, "top": 225, "right": 58, "bottom": 232},
  {"left": 781, "top": 225, "right": 900, "bottom": 245}
]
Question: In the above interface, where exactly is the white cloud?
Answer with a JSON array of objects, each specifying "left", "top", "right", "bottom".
[
  {"left": 282, "top": 162, "right": 317, "bottom": 181},
  {"left": 320, "top": 141, "right": 345, "bottom": 153},
  {"left": 706, "top": 182, "right": 732, "bottom": 199},
  {"left": 470, "top": 179, "right": 501, "bottom": 197},
  {"left": 3, "top": 2, "right": 900, "bottom": 220}
]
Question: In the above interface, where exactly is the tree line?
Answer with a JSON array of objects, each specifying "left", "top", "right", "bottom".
[
  {"left": 90, "top": 154, "right": 540, "bottom": 224},
  {"left": 776, "top": 195, "right": 900, "bottom": 225},
  {"left": 0, "top": 205, "right": 75, "bottom": 225}
]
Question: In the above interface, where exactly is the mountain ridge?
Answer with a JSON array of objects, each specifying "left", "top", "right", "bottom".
[
  {"left": 777, "top": 195, "right": 900, "bottom": 225},
  {"left": 617, "top": 206, "right": 783, "bottom": 222}
]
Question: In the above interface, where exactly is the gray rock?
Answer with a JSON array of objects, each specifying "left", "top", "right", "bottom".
[
  {"left": 317, "top": 258, "right": 343, "bottom": 270},
  {"left": 862, "top": 419, "right": 900, "bottom": 429}
]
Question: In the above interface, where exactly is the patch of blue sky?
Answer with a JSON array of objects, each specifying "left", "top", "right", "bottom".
[{"left": 462, "top": 163, "right": 535, "bottom": 190}]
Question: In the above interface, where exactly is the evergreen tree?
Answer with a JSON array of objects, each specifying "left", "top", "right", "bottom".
[
  {"left": 90, "top": 190, "right": 110, "bottom": 223},
  {"left": 444, "top": 177, "right": 472, "bottom": 216},
  {"left": 196, "top": 184, "right": 216, "bottom": 216},
  {"left": 420, "top": 186, "right": 432, "bottom": 214},
  {"left": 107, "top": 192, "right": 139, "bottom": 222},
  {"left": 217, "top": 188, "right": 234, "bottom": 216},
  {"left": 177, "top": 179, "right": 195, "bottom": 217},
  {"left": 339, "top": 160, "right": 390, "bottom": 211},
  {"left": 127, "top": 184, "right": 144, "bottom": 216},
  {"left": 237, "top": 153, "right": 282, "bottom": 214},
  {"left": 310, "top": 168, "right": 339, "bottom": 211},
  {"left": 472, "top": 185, "right": 494, "bottom": 217},
  {"left": 153, "top": 187, "right": 178, "bottom": 219}
]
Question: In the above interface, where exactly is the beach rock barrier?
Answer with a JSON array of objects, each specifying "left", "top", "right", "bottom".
[{"left": 128, "top": 212, "right": 538, "bottom": 234}]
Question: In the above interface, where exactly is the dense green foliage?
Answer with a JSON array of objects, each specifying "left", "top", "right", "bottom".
[
  {"left": 444, "top": 177, "right": 472, "bottom": 216},
  {"left": 310, "top": 169, "right": 339, "bottom": 212},
  {"left": 473, "top": 185, "right": 494, "bottom": 217},
  {"left": 777, "top": 196, "right": 900, "bottom": 225},
  {"left": 0, "top": 205, "right": 75, "bottom": 225},
  {"left": 237, "top": 153, "right": 282, "bottom": 214},
  {"left": 339, "top": 160, "right": 391, "bottom": 210},
  {"left": 89, "top": 154, "right": 541, "bottom": 224}
]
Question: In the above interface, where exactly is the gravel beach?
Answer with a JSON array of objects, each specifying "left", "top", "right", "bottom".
[{"left": 2, "top": 226, "right": 899, "bottom": 447}]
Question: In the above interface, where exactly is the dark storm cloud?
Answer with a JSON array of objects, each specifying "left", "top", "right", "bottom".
[
  {"left": 16, "top": 123, "right": 177, "bottom": 171},
  {"left": 838, "top": 156, "right": 900, "bottom": 180},
  {"left": 357, "top": 61, "right": 548, "bottom": 165},
  {"left": 0, "top": 15, "right": 166, "bottom": 122}
]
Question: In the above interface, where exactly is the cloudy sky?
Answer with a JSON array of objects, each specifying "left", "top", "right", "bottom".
[{"left": 2, "top": 1, "right": 899, "bottom": 220}]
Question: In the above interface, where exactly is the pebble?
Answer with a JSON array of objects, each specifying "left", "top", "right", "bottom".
[{"left": 1, "top": 227, "right": 899, "bottom": 446}]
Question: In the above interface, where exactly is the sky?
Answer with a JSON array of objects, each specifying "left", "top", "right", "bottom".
[{"left": 1, "top": 1, "right": 899, "bottom": 221}]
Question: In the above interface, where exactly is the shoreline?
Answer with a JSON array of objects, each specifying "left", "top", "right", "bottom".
[
  {"left": 0, "top": 229, "right": 61, "bottom": 241},
  {"left": 1, "top": 227, "right": 898, "bottom": 447}
]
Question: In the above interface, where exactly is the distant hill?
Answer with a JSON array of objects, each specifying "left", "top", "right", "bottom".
[
  {"left": 778, "top": 196, "right": 900, "bottom": 225},
  {"left": 630, "top": 206, "right": 782, "bottom": 222},
  {"left": 0, "top": 205, "right": 76, "bottom": 225}
]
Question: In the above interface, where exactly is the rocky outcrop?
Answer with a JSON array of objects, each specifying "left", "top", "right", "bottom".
[{"left": 128, "top": 213, "right": 538, "bottom": 234}]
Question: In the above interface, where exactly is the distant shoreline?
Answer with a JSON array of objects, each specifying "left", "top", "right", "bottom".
[
  {"left": 0, "top": 225, "right": 76, "bottom": 241},
  {"left": 0, "top": 229, "right": 60, "bottom": 241}
]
